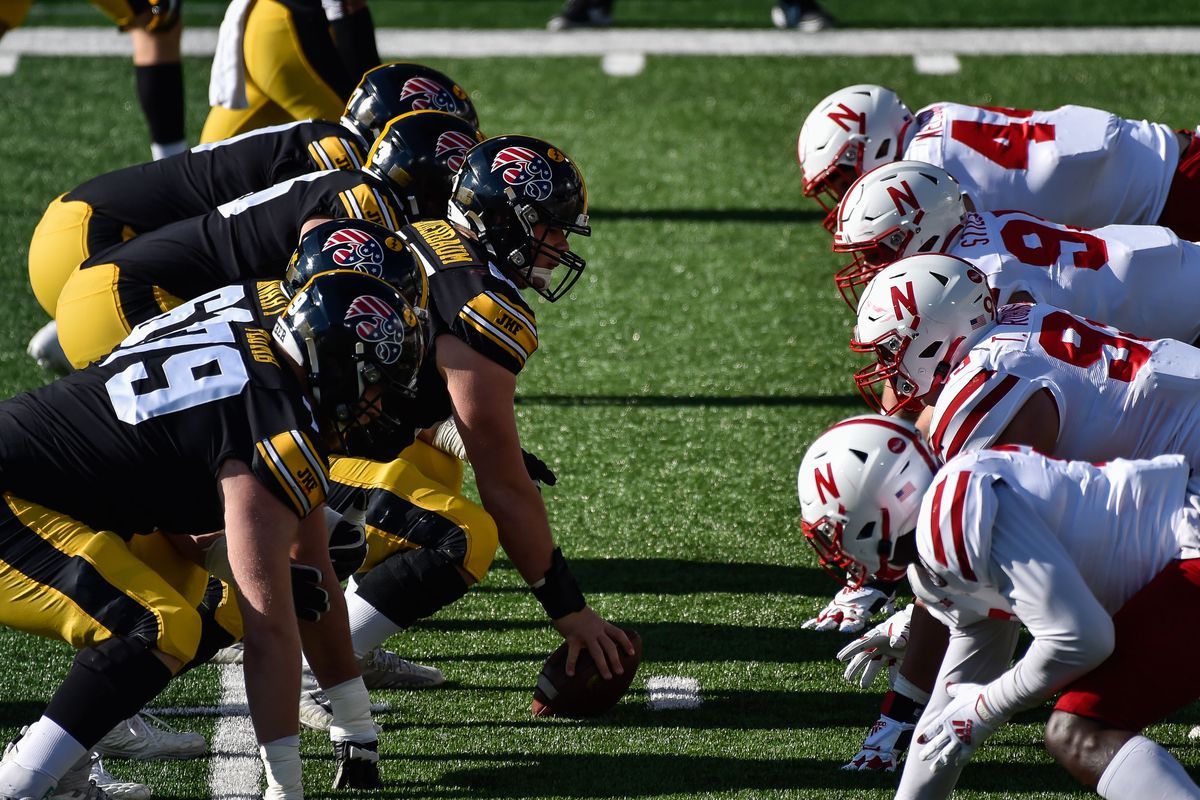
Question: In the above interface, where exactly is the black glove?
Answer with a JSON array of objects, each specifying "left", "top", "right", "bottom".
[
  {"left": 290, "top": 563, "right": 330, "bottom": 623},
  {"left": 332, "top": 739, "right": 382, "bottom": 789},
  {"left": 521, "top": 449, "right": 557, "bottom": 487},
  {"left": 329, "top": 494, "right": 369, "bottom": 581}
]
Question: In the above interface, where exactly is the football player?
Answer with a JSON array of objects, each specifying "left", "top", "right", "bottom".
[
  {"left": 27, "top": 61, "right": 475, "bottom": 368},
  {"left": 52, "top": 108, "right": 483, "bottom": 369},
  {"left": 0, "top": 270, "right": 424, "bottom": 800},
  {"left": 798, "top": 416, "right": 1200, "bottom": 800},
  {"left": 797, "top": 85, "right": 1200, "bottom": 239},
  {"left": 202, "top": 0, "right": 377, "bottom": 143},
  {"left": 319, "top": 135, "right": 636, "bottom": 683},
  {"left": 830, "top": 160, "right": 1200, "bottom": 346}
]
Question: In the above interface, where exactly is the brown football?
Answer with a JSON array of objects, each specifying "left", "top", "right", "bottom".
[{"left": 531, "top": 629, "right": 643, "bottom": 718}]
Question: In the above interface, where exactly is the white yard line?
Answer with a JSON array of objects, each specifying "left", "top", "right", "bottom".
[
  {"left": 645, "top": 675, "right": 701, "bottom": 710},
  {"left": 207, "top": 665, "right": 261, "bottom": 800},
  {"left": 914, "top": 52, "right": 962, "bottom": 75}
]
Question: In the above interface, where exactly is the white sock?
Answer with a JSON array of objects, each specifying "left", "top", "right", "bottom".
[
  {"left": 260, "top": 735, "right": 302, "bottom": 800},
  {"left": 1099, "top": 735, "right": 1200, "bottom": 799},
  {"left": 325, "top": 677, "right": 374, "bottom": 743},
  {"left": 150, "top": 139, "right": 187, "bottom": 160},
  {"left": 346, "top": 586, "right": 402, "bottom": 659},
  {"left": 0, "top": 717, "right": 87, "bottom": 798}
]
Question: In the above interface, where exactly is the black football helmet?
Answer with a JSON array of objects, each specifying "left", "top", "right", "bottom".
[
  {"left": 284, "top": 219, "right": 429, "bottom": 311},
  {"left": 342, "top": 62, "right": 479, "bottom": 144},
  {"left": 272, "top": 271, "right": 425, "bottom": 453},
  {"left": 447, "top": 135, "right": 591, "bottom": 302},
  {"left": 364, "top": 110, "right": 485, "bottom": 221}
]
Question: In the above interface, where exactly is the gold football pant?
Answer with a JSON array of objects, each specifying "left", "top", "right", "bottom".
[
  {"left": 0, "top": 494, "right": 203, "bottom": 664},
  {"left": 56, "top": 262, "right": 183, "bottom": 369},
  {"left": 200, "top": 0, "right": 348, "bottom": 143},
  {"left": 331, "top": 441, "right": 494, "bottom": 582},
  {"left": 0, "top": 1, "right": 156, "bottom": 35},
  {"left": 28, "top": 195, "right": 135, "bottom": 317}
]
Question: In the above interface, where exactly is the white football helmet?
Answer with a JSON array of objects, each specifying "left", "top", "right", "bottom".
[
  {"left": 798, "top": 85, "right": 914, "bottom": 231},
  {"left": 798, "top": 415, "right": 938, "bottom": 587},
  {"left": 851, "top": 254, "right": 994, "bottom": 414},
  {"left": 832, "top": 161, "right": 967, "bottom": 308}
]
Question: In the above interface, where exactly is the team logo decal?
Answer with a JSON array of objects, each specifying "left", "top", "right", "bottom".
[
  {"left": 887, "top": 437, "right": 906, "bottom": 454},
  {"left": 345, "top": 295, "right": 407, "bottom": 364},
  {"left": 323, "top": 228, "right": 385, "bottom": 277},
  {"left": 491, "top": 146, "right": 553, "bottom": 201},
  {"left": 400, "top": 77, "right": 459, "bottom": 114},
  {"left": 436, "top": 130, "right": 477, "bottom": 172}
]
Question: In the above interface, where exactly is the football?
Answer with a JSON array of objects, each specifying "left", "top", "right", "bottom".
[{"left": 532, "top": 629, "right": 643, "bottom": 718}]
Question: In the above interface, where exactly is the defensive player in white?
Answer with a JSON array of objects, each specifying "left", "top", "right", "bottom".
[
  {"left": 798, "top": 415, "right": 1200, "bottom": 799},
  {"left": 830, "top": 160, "right": 1200, "bottom": 346},
  {"left": 797, "top": 85, "right": 1200, "bottom": 240}
]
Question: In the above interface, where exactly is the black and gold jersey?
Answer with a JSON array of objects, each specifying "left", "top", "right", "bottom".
[
  {"left": 65, "top": 119, "right": 366, "bottom": 236},
  {"left": 83, "top": 169, "right": 405, "bottom": 303},
  {"left": 0, "top": 281, "right": 327, "bottom": 538}
]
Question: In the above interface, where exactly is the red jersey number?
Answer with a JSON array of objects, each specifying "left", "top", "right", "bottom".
[
  {"left": 950, "top": 119, "right": 1056, "bottom": 169},
  {"left": 999, "top": 218, "right": 1109, "bottom": 270},
  {"left": 1037, "top": 310, "right": 1150, "bottom": 383}
]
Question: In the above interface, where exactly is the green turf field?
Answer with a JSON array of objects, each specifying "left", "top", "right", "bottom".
[{"left": 3, "top": 39, "right": 1200, "bottom": 800}]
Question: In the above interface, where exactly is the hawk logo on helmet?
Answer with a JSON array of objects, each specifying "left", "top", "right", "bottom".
[
  {"left": 399, "top": 77, "right": 458, "bottom": 114},
  {"left": 436, "top": 130, "right": 477, "bottom": 172},
  {"left": 345, "top": 295, "right": 408, "bottom": 365},
  {"left": 491, "top": 146, "right": 553, "bottom": 201},
  {"left": 323, "top": 229, "right": 385, "bottom": 277}
]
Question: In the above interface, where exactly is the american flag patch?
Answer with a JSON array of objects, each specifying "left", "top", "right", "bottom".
[
  {"left": 969, "top": 314, "right": 988, "bottom": 329},
  {"left": 895, "top": 481, "right": 917, "bottom": 502}
]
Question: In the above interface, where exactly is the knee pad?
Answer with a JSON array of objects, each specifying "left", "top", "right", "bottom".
[{"left": 354, "top": 547, "right": 470, "bottom": 628}]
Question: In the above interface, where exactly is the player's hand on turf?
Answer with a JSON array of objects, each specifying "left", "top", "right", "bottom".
[
  {"left": 917, "top": 682, "right": 1000, "bottom": 772},
  {"left": 836, "top": 604, "right": 913, "bottom": 689},
  {"left": 331, "top": 738, "right": 382, "bottom": 789},
  {"left": 842, "top": 713, "right": 915, "bottom": 772},
  {"left": 552, "top": 607, "right": 634, "bottom": 680},
  {"left": 802, "top": 584, "right": 895, "bottom": 633}
]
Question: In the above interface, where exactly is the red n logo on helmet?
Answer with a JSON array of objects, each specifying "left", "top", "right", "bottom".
[
  {"left": 891, "top": 280, "right": 917, "bottom": 320},
  {"left": 827, "top": 103, "right": 865, "bottom": 133},
  {"left": 814, "top": 463, "right": 839, "bottom": 503},
  {"left": 886, "top": 180, "right": 921, "bottom": 217}
]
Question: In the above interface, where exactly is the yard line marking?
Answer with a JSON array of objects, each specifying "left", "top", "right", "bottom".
[
  {"left": 646, "top": 676, "right": 701, "bottom": 710},
  {"left": 0, "top": 54, "right": 18, "bottom": 75},
  {"left": 149, "top": 700, "right": 390, "bottom": 717},
  {"left": 4, "top": 26, "right": 1200, "bottom": 60},
  {"left": 914, "top": 52, "right": 961, "bottom": 75},
  {"left": 602, "top": 52, "right": 646, "bottom": 76},
  {"left": 208, "top": 665, "right": 260, "bottom": 800}
]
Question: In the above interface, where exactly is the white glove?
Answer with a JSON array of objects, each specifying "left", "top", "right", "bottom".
[
  {"left": 842, "top": 713, "right": 915, "bottom": 772},
  {"left": 836, "top": 604, "right": 913, "bottom": 689},
  {"left": 802, "top": 585, "right": 895, "bottom": 633},
  {"left": 917, "top": 682, "right": 1001, "bottom": 772}
]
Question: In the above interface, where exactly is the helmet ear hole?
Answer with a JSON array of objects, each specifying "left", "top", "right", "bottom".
[
  {"left": 919, "top": 341, "right": 943, "bottom": 359},
  {"left": 855, "top": 521, "right": 876, "bottom": 541},
  {"left": 874, "top": 140, "right": 892, "bottom": 160}
]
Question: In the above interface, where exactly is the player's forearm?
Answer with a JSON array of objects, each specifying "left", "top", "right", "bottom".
[
  {"left": 478, "top": 474, "right": 556, "bottom": 584},
  {"left": 986, "top": 623, "right": 1113, "bottom": 720}
]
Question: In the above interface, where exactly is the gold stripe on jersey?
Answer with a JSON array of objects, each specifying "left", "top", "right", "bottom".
[
  {"left": 459, "top": 292, "right": 539, "bottom": 369},
  {"left": 307, "top": 136, "right": 364, "bottom": 172},
  {"left": 255, "top": 430, "right": 329, "bottom": 517},
  {"left": 338, "top": 184, "right": 399, "bottom": 231},
  {"left": 152, "top": 285, "right": 184, "bottom": 315},
  {"left": 256, "top": 280, "right": 291, "bottom": 317},
  {"left": 408, "top": 220, "right": 473, "bottom": 265}
]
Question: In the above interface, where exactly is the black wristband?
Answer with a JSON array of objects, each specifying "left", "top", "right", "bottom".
[{"left": 531, "top": 548, "right": 586, "bottom": 620}]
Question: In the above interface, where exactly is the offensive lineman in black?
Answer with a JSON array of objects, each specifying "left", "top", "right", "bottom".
[
  {"left": 53, "top": 109, "right": 483, "bottom": 369},
  {"left": 0, "top": 270, "right": 423, "bottom": 799}
]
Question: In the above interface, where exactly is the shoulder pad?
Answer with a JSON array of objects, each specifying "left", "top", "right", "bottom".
[
  {"left": 308, "top": 133, "right": 365, "bottom": 172},
  {"left": 916, "top": 468, "right": 998, "bottom": 588}
]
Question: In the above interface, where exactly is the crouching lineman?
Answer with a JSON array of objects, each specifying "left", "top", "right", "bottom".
[
  {"left": 0, "top": 270, "right": 423, "bottom": 799},
  {"left": 294, "top": 134, "right": 635, "bottom": 687},
  {"left": 27, "top": 61, "right": 476, "bottom": 370},
  {"left": 799, "top": 415, "right": 1200, "bottom": 799}
]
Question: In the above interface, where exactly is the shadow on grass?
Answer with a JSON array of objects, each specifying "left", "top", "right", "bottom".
[
  {"left": 515, "top": 393, "right": 863, "bottom": 408},
  {"left": 590, "top": 207, "right": 822, "bottom": 225}
]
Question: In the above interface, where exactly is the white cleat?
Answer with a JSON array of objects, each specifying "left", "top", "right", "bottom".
[
  {"left": 95, "top": 714, "right": 206, "bottom": 761},
  {"left": 358, "top": 647, "right": 445, "bottom": 690},
  {"left": 48, "top": 752, "right": 110, "bottom": 800},
  {"left": 87, "top": 755, "right": 149, "bottom": 800},
  {"left": 26, "top": 320, "right": 72, "bottom": 374},
  {"left": 208, "top": 642, "right": 244, "bottom": 665}
]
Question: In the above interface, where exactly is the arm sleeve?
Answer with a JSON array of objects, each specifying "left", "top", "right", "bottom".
[
  {"left": 896, "top": 616, "right": 1021, "bottom": 800},
  {"left": 981, "top": 484, "right": 1115, "bottom": 719}
]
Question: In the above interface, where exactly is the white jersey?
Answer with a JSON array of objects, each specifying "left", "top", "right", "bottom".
[
  {"left": 928, "top": 303, "right": 1200, "bottom": 465},
  {"left": 948, "top": 210, "right": 1200, "bottom": 343},
  {"left": 905, "top": 103, "right": 1177, "bottom": 229},
  {"left": 896, "top": 447, "right": 1200, "bottom": 800}
]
